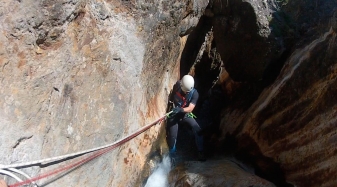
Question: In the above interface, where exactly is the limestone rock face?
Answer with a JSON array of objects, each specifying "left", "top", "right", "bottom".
[
  {"left": 0, "top": 0, "right": 208, "bottom": 186},
  {"left": 282, "top": 0, "right": 337, "bottom": 35},
  {"left": 233, "top": 28, "right": 337, "bottom": 187},
  {"left": 169, "top": 159, "right": 276, "bottom": 187},
  {"left": 209, "top": 0, "right": 285, "bottom": 81},
  {"left": 208, "top": 0, "right": 337, "bottom": 83}
]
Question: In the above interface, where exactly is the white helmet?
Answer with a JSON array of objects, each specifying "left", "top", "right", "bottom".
[{"left": 180, "top": 75, "right": 194, "bottom": 92}]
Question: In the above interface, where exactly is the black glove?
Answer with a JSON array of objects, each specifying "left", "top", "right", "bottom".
[{"left": 172, "top": 107, "right": 184, "bottom": 115}]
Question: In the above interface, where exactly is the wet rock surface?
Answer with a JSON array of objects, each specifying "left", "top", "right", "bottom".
[{"left": 169, "top": 158, "right": 276, "bottom": 187}]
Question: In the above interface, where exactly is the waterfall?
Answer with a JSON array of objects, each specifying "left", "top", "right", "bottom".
[{"left": 144, "top": 155, "right": 172, "bottom": 187}]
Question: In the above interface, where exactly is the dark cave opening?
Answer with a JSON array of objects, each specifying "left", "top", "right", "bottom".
[{"left": 177, "top": 7, "right": 294, "bottom": 187}]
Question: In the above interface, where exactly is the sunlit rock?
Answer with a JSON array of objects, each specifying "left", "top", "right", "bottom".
[{"left": 0, "top": 0, "right": 208, "bottom": 186}]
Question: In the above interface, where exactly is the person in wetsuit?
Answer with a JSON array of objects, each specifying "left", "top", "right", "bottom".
[{"left": 166, "top": 75, "right": 206, "bottom": 161}]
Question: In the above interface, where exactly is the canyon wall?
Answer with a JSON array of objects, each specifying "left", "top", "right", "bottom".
[
  {"left": 0, "top": 0, "right": 208, "bottom": 186},
  {"left": 209, "top": 0, "right": 337, "bottom": 186}
]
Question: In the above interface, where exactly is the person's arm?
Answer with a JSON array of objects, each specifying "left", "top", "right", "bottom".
[
  {"left": 182, "top": 103, "right": 195, "bottom": 113},
  {"left": 169, "top": 81, "right": 180, "bottom": 102},
  {"left": 0, "top": 180, "right": 8, "bottom": 187}
]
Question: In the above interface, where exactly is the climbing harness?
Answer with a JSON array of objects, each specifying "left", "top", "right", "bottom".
[
  {"left": 168, "top": 82, "right": 198, "bottom": 119},
  {"left": 173, "top": 86, "right": 195, "bottom": 108},
  {"left": 0, "top": 111, "right": 172, "bottom": 187},
  {"left": 186, "top": 112, "right": 197, "bottom": 119}
]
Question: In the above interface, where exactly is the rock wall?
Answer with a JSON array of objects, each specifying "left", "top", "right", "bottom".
[
  {"left": 0, "top": 0, "right": 209, "bottom": 186},
  {"left": 210, "top": 0, "right": 337, "bottom": 186},
  {"left": 221, "top": 27, "right": 337, "bottom": 187},
  {"left": 210, "top": 0, "right": 285, "bottom": 82},
  {"left": 239, "top": 27, "right": 337, "bottom": 187},
  {"left": 169, "top": 158, "right": 276, "bottom": 187}
]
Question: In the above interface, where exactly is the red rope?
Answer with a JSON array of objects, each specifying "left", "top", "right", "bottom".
[{"left": 9, "top": 116, "right": 166, "bottom": 187}]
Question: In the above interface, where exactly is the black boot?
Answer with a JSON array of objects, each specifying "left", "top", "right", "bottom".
[{"left": 169, "top": 148, "right": 177, "bottom": 168}]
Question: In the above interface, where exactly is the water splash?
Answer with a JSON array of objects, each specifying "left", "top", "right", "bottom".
[{"left": 144, "top": 155, "right": 171, "bottom": 187}]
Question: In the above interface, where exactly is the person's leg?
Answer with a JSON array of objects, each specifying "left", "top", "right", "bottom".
[
  {"left": 166, "top": 116, "right": 181, "bottom": 166},
  {"left": 182, "top": 117, "right": 204, "bottom": 152},
  {"left": 166, "top": 117, "right": 180, "bottom": 153}
]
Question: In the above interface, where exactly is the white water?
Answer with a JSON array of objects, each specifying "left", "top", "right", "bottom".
[{"left": 144, "top": 155, "right": 171, "bottom": 187}]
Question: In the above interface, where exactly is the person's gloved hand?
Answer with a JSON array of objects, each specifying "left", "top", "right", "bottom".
[
  {"left": 171, "top": 107, "right": 184, "bottom": 115},
  {"left": 167, "top": 107, "right": 184, "bottom": 118}
]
